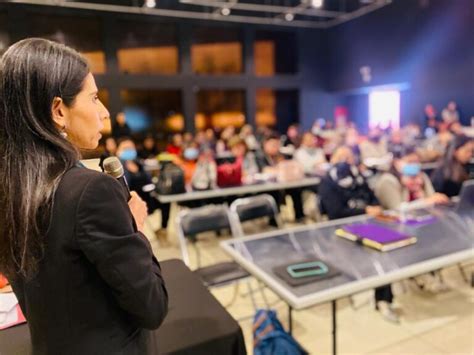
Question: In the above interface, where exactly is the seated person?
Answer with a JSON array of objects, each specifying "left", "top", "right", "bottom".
[
  {"left": 256, "top": 134, "right": 306, "bottom": 222},
  {"left": 116, "top": 138, "right": 170, "bottom": 241},
  {"left": 139, "top": 135, "right": 159, "bottom": 159},
  {"left": 174, "top": 142, "right": 199, "bottom": 186},
  {"left": 374, "top": 147, "right": 450, "bottom": 293},
  {"left": 431, "top": 135, "right": 474, "bottom": 197},
  {"left": 374, "top": 147, "right": 449, "bottom": 210},
  {"left": 359, "top": 127, "right": 388, "bottom": 163},
  {"left": 191, "top": 148, "right": 217, "bottom": 191},
  {"left": 318, "top": 146, "right": 398, "bottom": 323},
  {"left": 166, "top": 133, "right": 183, "bottom": 156},
  {"left": 294, "top": 132, "right": 327, "bottom": 175},
  {"left": 228, "top": 136, "right": 259, "bottom": 178},
  {"left": 99, "top": 136, "right": 117, "bottom": 171}
]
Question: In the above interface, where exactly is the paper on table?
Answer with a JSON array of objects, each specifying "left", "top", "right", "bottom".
[{"left": 0, "top": 293, "right": 26, "bottom": 330}]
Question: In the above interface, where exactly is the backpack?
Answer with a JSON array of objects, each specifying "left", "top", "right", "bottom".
[
  {"left": 216, "top": 158, "right": 242, "bottom": 187},
  {"left": 156, "top": 162, "right": 186, "bottom": 195},
  {"left": 253, "top": 309, "right": 308, "bottom": 355}
]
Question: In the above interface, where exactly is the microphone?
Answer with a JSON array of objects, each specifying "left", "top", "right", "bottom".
[{"left": 103, "top": 156, "right": 131, "bottom": 201}]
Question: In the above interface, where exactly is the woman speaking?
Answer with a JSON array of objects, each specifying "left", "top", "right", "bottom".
[{"left": 0, "top": 38, "right": 168, "bottom": 354}]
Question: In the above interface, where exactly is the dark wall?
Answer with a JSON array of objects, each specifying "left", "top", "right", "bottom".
[
  {"left": 0, "top": 3, "right": 330, "bottom": 135},
  {"left": 325, "top": 0, "right": 474, "bottom": 131}
]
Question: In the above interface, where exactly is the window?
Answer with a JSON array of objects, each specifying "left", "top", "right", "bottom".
[
  {"left": 117, "top": 21, "right": 178, "bottom": 75},
  {"left": 256, "top": 89, "right": 276, "bottom": 127},
  {"left": 28, "top": 13, "right": 106, "bottom": 74},
  {"left": 120, "top": 90, "right": 183, "bottom": 134},
  {"left": 368, "top": 90, "right": 400, "bottom": 129},
  {"left": 195, "top": 90, "right": 245, "bottom": 130},
  {"left": 192, "top": 26, "right": 242, "bottom": 75},
  {"left": 254, "top": 31, "right": 297, "bottom": 76}
]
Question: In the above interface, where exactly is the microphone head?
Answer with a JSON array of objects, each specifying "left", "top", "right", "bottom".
[{"left": 103, "top": 156, "right": 124, "bottom": 179}]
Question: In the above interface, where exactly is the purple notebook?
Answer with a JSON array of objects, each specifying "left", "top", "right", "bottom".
[{"left": 343, "top": 224, "right": 411, "bottom": 244}]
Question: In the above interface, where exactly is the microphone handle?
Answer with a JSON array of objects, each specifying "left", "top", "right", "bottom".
[{"left": 117, "top": 175, "right": 132, "bottom": 201}]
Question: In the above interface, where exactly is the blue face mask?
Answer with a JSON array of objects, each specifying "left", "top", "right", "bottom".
[
  {"left": 184, "top": 148, "right": 199, "bottom": 161},
  {"left": 401, "top": 163, "right": 421, "bottom": 176},
  {"left": 119, "top": 148, "right": 137, "bottom": 161}
]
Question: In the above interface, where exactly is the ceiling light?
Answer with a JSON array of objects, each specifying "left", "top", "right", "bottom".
[
  {"left": 284, "top": 13, "right": 294, "bottom": 21},
  {"left": 144, "top": 0, "right": 156, "bottom": 8},
  {"left": 311, "top": 0, "right": 324, "bottom": 8},
  {"left": 221, "top": 7, "right": 231, "bottom": 16}
]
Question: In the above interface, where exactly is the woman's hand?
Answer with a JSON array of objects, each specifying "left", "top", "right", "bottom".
[
  {"left": 365, "top": 205, "right": 383, "bottom": 217},
  {"left": 426, "top": 193, "right": 450, "bottom": 205},
  {"left": 128, "top": 191, "right": 148, "bottom": 233}
]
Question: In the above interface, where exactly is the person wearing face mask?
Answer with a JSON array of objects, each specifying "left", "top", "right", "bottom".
[
  {"left": 318, "top": 147, "right": 400, "bottom": 323},
  {"left": 116, "top": 138, "right": 171, "bottom": 242},
  {"left": 175, "top": 143, "right": 200, "bottom": 185},
  {"left": 431, "top": 135, "right": 474, "bottom": 197},
  {"left": 374, "top": 147, "right": 450, "bottom": 294},
  {"left": 374, "top": 147, "right": 449, "bottom": 210}
]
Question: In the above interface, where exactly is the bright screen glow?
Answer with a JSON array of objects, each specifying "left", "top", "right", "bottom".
[{"left": 369, "top": 90, "right": 400, "bottom": 130}]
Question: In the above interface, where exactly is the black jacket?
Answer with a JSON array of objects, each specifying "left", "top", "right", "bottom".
[
  {"left": 10, "top": 166, "right": 168, "bottom": 355},
  {"left": 318, "top": 169, "right": 378, "bottom": 220}
]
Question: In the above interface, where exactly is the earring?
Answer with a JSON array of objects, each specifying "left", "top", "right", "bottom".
[{"left": 60, "top": 126, "right": 68, "bottom": 139}]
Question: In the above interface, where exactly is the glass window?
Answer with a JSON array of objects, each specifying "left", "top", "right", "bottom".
[
  {"left": 120, "top": 90, "right": 183, "bottom": 135},
  {"left": 256, "top": 89, "right": 276, "bottom": 127},
  {"left": 0, "top": 12, "right": 9, "bottom": 56},
  {"left": 117, "top": 21, "right": 178, "bottom": 75},
  {"left": 369, "top": 90, "right": 400, "bottom": 130},
  {"left": 254, "top": 31, "right": 298, "bottom": 76},
  {"left": 192, "top": 26, "right": 242, "bottom": 75},
  {"left": 28, "top": 13, "right": 106, "bottom": 74},
  {"left": 196, "top": 90, "right": 245, "bottom": 130}
]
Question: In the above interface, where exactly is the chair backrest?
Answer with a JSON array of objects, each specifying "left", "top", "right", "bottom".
[
  {"left": 457, "top": 179, "right": 474, "bottom": 213},
  {"left": 176, "top": 205, "right": 234, "bottom": 266},
  {"left": 230, "top": 194, "right": 281, "bottom": 236}
]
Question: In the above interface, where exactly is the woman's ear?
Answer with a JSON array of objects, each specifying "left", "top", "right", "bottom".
[{"left": 51, "top": 97, "right": 68, "bottom": 130}]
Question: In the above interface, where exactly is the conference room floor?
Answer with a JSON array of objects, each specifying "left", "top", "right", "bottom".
[{"left": 142, "top": 203, "right": 474, "bottom": 355}]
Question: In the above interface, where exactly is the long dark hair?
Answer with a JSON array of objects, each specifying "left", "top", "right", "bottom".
[
  {"left": 440, "top": 135, "right": 471, "bottom": 182},
  {"left": 0, "top": 38, "right": 89, "bottom": 279}
]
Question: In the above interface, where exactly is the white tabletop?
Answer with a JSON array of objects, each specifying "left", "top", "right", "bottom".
[{"left": 156, "top": 177, "right": 321, "bottom": 203}]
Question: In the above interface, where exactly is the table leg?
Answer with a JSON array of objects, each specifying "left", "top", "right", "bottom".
[
  {"left": 288, "top": 304, "right": 293, "bottom": 334},
  {"left": 332, "top": 300, "right": 337, "bottom": 355}
]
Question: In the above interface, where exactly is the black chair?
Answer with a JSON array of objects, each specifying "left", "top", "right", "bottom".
[
  {"left": 229, "top": 194, "right": 282, "bottom": 237},
  {"left": 176, "top": 205, "right": 250, "bottom": 289}
]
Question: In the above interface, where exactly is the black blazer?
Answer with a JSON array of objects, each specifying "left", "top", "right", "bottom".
[{"left": 10, "top": 165, "right": 168, "bottom": 355}]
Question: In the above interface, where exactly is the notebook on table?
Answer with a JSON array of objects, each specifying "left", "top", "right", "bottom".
[{"left": 335, "top": 223, "right": 417, "bottom": 252}]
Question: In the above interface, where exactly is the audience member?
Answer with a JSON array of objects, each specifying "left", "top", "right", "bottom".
[
  {"left": 112, "top": 111, "right": 131, "bottom": 138},
  {"left": 431, "top": 135, "right": 474, "bottom": 197},
  {"left": 228, "top": 136, "right": 259, "bottom": 177},
  {"left": 318, "top": 147, "right": 397, "bottom": 322},
  {"left": 441, "top": 101, "right": 460, "bottom": 125},
  {"left": 116, "top": 138, "right": 171, "bottom": 242},
  {"left": 240, "top": 124, "right": 260, "bottom": 151},
  {"left": 256, "top": 135, "right": 305, "bottom": 222},
  {"left": 139, "top": 135, "right": 158, "bottom": 159},
  {"left": 294, "top": 132, "right": 327, "bottom": 175},
  {"left": 374, "top": 147, "right": 449, "bottom": 210},
  {"left": 166, "top": 133, "right": 183, "bottom": 156}
]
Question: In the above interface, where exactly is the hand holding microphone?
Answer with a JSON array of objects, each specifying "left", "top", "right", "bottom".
[
  {"left": 103, "top": 157, "right": 148, "bottom": 234},
  {"left": 128, "top": 191, "right": 148, "bottom": 234}
]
